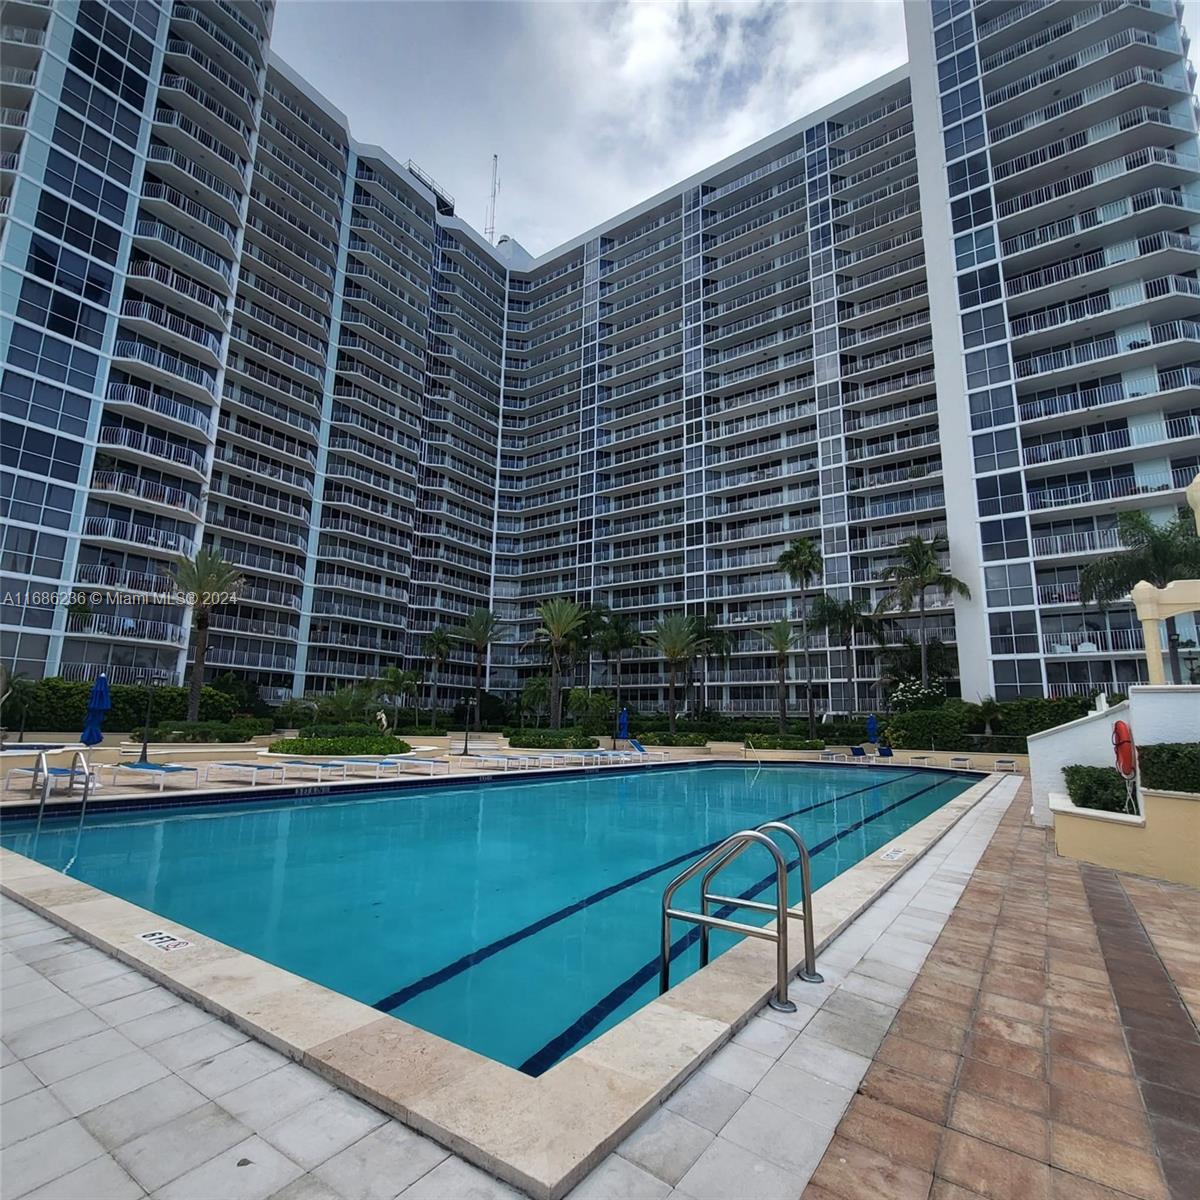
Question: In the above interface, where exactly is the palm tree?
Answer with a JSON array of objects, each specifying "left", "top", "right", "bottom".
[
  {"left": 761, "top": 619, "right": 795, "bottom": 733},
  {"left": 691, "top": 612, "right": 730, "bottom": 716},
  {"left": 647, "top": 613, "right": 704, "bottom": 734},
  {"left": 811, "top": 593, "right": 882, "bottom": 711},
  {"left": 875, "top": 536, "right": 971, "bottom": 688},
  {"left": 399, "top": 669, "right": 421, "bottom": 725},
  {"left": 1080, "top": 512, "right": 1200, "bottom": 684},
  {"left": 0, "top": 667, "right": 33, "bottom": 742},
  {"left": 172, "top": 549, "right": 244, "bottom": 721},
  {"left": 457, "top": 608, "right": 500, "bottom": 731},
  {"left": 378, "top": 666, "right": 408, "bottom": 732},
  {"left": 522, "top": 675, "right": 550, "bottom": 727},
  {"left": 777, "top": 537, "right": 823, "bottom": 737},
  {"left": 424, "top": 628, "right": 452, "bottom": 731},
  {"left": 596, "top": 612, "right": 639, "bottom": 738},
  {"left": 533, "top": 597, "right": 586, "bottom": 728}
]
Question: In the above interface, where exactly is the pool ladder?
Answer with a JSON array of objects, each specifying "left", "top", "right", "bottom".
[
  {"left": 659, "top": 821, "right": 822, "bottom": 1012},
  {"left": 31, "top": 750, "right": 93, "bottom": 836}
]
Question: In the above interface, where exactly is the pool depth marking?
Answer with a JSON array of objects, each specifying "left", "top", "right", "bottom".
[
  {"left": 372, "top": 769, "right": 922, "bottom": 1013},
  {"left": 519, "top": 774, "right": 960, "bottom": 1074}
]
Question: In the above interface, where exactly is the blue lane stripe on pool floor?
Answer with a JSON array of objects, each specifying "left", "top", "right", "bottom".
[{"left": 372, "top": 770, "right": 923, "bottom": 1013}]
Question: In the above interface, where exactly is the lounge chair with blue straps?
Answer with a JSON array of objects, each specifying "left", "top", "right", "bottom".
[
  {"left": 280, "top": 760, "right": 348, "bottom": 782},
  {"left": 849, "top": 745, "right": 870, "bottom": 764},
  {"left": 4, "top": 763, "right": 97, "bottom": 793},
  {"left": 627, "top": 739, "right": 669, "bottom": 761},
  {"left": 109, "top": 761, "right": 201, "bottom": 791},
  {"left": 204, "top": 762, "right": 285, "bottom": 786}
]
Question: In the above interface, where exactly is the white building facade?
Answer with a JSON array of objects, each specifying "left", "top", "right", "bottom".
[{"left": 2, "top": 0, "right": 1197, "bottom": 711}]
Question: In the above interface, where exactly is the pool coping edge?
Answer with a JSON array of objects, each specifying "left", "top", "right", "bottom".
[{"left": 0, "top": 767, "right": 1005, "bottom": 1199}]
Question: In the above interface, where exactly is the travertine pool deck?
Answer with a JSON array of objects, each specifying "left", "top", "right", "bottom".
[{"left": 1, "top": 767, "right": 1011, "bottom": 1199}]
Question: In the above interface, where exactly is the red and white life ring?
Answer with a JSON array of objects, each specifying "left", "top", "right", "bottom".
[{"left": 1113, "top": 720, "right": 1136, "bottom": 779}]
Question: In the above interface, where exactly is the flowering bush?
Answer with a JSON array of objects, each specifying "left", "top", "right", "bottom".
[{"left": 889, "top": 680, "right": 946, "bottom": 712}]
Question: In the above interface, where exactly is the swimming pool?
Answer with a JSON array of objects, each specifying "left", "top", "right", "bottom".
[{"left": 1, "top": 763, "right": 973, "bottom": 1073}]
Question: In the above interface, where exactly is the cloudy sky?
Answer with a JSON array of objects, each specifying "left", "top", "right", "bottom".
[{"left": 271, "top": 0, "right": 1198, "bottom": 257}]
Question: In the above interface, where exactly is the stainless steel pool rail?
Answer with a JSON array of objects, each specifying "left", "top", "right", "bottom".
[
  {"left": 32, "top": 750, "right": 93, "bottom": 838},
  {"left": 659, "top": 821, "right": 822, "bottom": 1012}
]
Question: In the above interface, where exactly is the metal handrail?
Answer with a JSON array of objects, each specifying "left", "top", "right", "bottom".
[
  {"left": 660, "top": 823, "right": 822, "bottom": 1012},
  {"left": 31, "top": 751, "right": 91, "bottom": 839}
]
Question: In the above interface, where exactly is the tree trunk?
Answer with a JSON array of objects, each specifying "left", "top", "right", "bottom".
[
  {"left": 430, "top": 672, "right": 439, "bottom": 732},
  {"left": 800, "top": 610, "right": 815, "bottom": 739},
  {"left": 777, "top": 656, "right": 786, "bottom": 734},
  {"left": 550, "top": 651, "right": 562, "bottom": 729},
  {"left": 187, "top": 618, "right": 208, "bottom": 721},
  {"left": 612, "top": 653, "right": 622, "bottom": 741},
  {"left": 473, "top": 654, "right": 483, "bottom": 731},
  {"left": 1165, "top": 614, "right": 1185, "bottom": 685},
  {"left": 667, "top": 665, "right": 677, "bottom": 734},
  {"left": 918, "top": 590, "right": 928, "bottom": 687}
]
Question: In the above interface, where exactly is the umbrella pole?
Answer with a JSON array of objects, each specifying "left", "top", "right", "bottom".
[{"left": 139, "top": 683, "right": 154, "bottom": 764}]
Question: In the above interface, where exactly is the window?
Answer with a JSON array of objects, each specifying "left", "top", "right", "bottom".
[
  {"left": 938, "top": 49, "right": 978, "bottom": 94},
  {"left": 985, "top": 563, "right": 1034, "bottom": 608},
  {"left": 951, "top": 188, "right": 993, "bottom": 234},
  {"left": 0, "top": 521, "right": 68, "bottom": 577},
  {"left": 34, "top": 193, "right": 121, "bottom": 266},
  {"left": 966, "top": 346, "right": 1011, "bottom": 390},
  {"left": 980, "top": 517, "right": 1029, "bottom": 562},
  {"left": 940, "top": 81, "right": 982, "bottom": 127},
  {"left": 59, "top": 68, "right": 141, "bottom": 147},
  {"left": 962, "top": 305, "right": 1006, "bottom": 349},
  {"left": 44, "top": 149, "right": 128, "bottom": 226},
  {"left": 989, "top": 611, "right": 1039, "bottom": 656},
  {"left": 955, "top": 227, "right": 996, "bottom": 271},
  {"left": 6, "top": 325, "right": 98, "bottom": 394},
  {"left": 935, "top": 13, "right": 974, "bottom": 56},
  {"left": 959, "top": 264, "right": 1002, "bottom": 311},
  {"left": 0, "top": 420, "right": 86, "bottom": 483},
  {"left": 931, "top": 0, "right": 970, "bottom": 26},
  {"left": 969, "top": 385, "right": 1015, "bottom": 430},
  {"left": 16, "top": 280, "right": 107, "bottom": 348},
  {"left": 972, "top": 428, "right": 1019, "bottom": 473},
  {"left": 948, "top": 153, "right": 989, "bottom": 197},
  {"left": 0, "top": 371, "right": 91, "bottom": 438},
  {"left": 977, "top": 471, "right": 1025, "bottom": 518},
  {"left": 944, "top": 115, "right": 986, "bottom": 161}
]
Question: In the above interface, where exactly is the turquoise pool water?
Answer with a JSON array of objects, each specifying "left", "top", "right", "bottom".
[{"left": 0, "top": 764, "right": 972, "bottom": 1072}]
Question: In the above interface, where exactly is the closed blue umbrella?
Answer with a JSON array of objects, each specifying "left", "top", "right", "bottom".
[
  {"left": 618, "top": 707, "right": 629, "bottom": 740},
  {"left": 866, "top": 713, "right": 878, "bottom": 744},
  {"left": 80, "top": 673, "right": 111, "bottom": 747}
]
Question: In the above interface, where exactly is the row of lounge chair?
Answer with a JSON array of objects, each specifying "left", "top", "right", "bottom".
[
  {"left": 4, "top": 740, "right": 674, "bottom": 796},
  {"left": 818, "top": 746, "right": 1018, "bottom": 772}
]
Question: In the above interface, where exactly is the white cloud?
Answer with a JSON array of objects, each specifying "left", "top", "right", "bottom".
[{"left": 270, "top": 0, "right": 907, "bottom": 255}]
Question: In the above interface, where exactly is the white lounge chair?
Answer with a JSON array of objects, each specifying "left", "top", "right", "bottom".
[
  {"left": 340, "top": 756, "right": 449, "bottom": 778},
  {"left": 4, "top": 764, "right": 97, "bottom": 793},
  {"left": 819, "top": 750, "right": 847, "bottom": 763},
  {"left": 280, "top": 760, "right": 348, "bottom": 782},
  {"left": 993, "top": 758, "right": 1020, "bottom": 773},
  {"left": 110, "top": 762, "right": 201, "bottom": 791},
  {"left": 627, "top": 739, "right": 668, "bottom": 761},
  {"left": 949, "top": 755, "right": 974, "bottom": 770},
  {"left": 204, "top": 762, "right": 285, "bottom": 786}
]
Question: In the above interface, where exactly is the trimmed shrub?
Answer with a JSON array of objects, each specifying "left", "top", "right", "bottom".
[
  {"left": 268, "top": 735, "right": 412, "bottom": 756},
  {"left": 1138, "top": 743, "right": 1200, "bottom": 794},
  {"left": 297, "top": 723, "right": 381, "bottom": 739},
  {"left": 505, "top": 729, "right": 598, "bottom": 749},
  {"left": 1064, "top": 765, "right": 1131, "bottom": 813},
  {"left": 26, "top": 677, "right": 235, "bottom": 732},
  {"left": 884, "top": 706, "right": 971, "bottom": 751},
  {"left": 149, "top": 718, "right": 273, "bottom": 742},
  {"left": 746, "top": 736, "right": 825, "bottom": 751},
  {"left": 636, "top": 732, "right": 707, "bottom": 746}
]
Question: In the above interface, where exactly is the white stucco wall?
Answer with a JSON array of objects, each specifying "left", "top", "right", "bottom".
[{"left": 1027, "top": 686, "right": 1200, "bottom": 827}]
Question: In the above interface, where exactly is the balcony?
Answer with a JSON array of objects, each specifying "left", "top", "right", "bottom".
[
  {"left": 128, "top": 258, "right": 227, "bottom": 324},
  {"left": 221, "top": 546, "right": 304, "bottom": 580},
  {"left": 1027, "top": 466, "right": 1194, "bottom": 510},
  {"left": 1038, "top": 582, "right": 1083, "bottom": 606},
  {"left": 75, "top": 562, "right": 177, "bottom": 597},
  {"left": 98, "top": 425, "right": 207, "bottom": 478},
  {"left": 66, "top": 611, "right": 189, "bottom": 647},
  {"left": 1031, "top": 527, "right": 1127, "bottom": 557},
  {"left": 1023, "top": 415, "right": 1200, "bottom": 466},
  {"left": 1043, "top": 628, "right": 1145, "bottom": 654},
  {"left": 203, "top": 648, "right": 297, "bottom": 672},
  {"left": 119, "top": 300, "right": 222, "bottom": 365},
  {"left": 1013, "top": 318, "right": 1200, "bottom": 381},
  {"left": 82, "top": 516, "right": 195, "bottom": 558},
  {"left": 208, "top": 511, "right": 307, "bottom": 550},
  {"left": 112, "top": 337, "right": 218, "bottom": 402},
  {"left": 134, "top": 219, "right": 234, "bottom": 289},
  {"left": 90, "top": 470, "right": 204, "bottom": 519},
  {"left": 104, "top": 382, "right": 213, "bottom": 438},
  {"left": 58, "top": 662, "right": 180, "bottom": 685},
  {"left": 1009, "top": 277, "right": 1200, "bottom": 345}
]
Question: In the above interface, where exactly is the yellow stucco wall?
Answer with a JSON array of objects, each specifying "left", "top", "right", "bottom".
[{"left": 1054, "top": 789, "right": 1200, "bottom": 886}]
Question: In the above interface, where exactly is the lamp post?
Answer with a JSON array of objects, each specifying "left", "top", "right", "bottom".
[
  {"left": 463, "top": 699, "right": 474, "bottom": 756},
  {"left": 138, "top": 672, "right": 163, "bottom": 764}
]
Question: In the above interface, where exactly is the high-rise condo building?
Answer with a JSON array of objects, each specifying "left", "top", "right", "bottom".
[{"left": 3, "top": 0, "right": 1198, "bottom": 713}]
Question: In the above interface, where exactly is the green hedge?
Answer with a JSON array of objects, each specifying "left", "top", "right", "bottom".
[
  {"left": 505, "top": 729, "right": 599, "bottom": 749},
  {"left": 268, "top": 735, "right": 412, "bottom": 756},
  {"left": 635, "top": 732, "right": 708, "bottom": 746},
  {"left": 296, "top": 723, "right": 383, "bottom": 739},
  {"left": 746, "top": 736, "right": 826, "bottom": 751},
  {"left": 1139, "top": 743, "right": 1200, "bottom": 794},
  {"left": 24, "top": 677, "right": 235, "bottom": 732},
  {"left": 884, "top": 706, "right": 971, "bottom": 751},
  {"left": 1064, "top": 765, "right": 1131, "bottom": 813},
  {"left": 148, "top": 718, "right": 273, "bottom": 742}
]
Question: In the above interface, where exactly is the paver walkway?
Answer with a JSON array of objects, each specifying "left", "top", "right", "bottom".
[
  {"left": 801, "top": 783, "right": 1200, "bottom": 1200},
  {"left": 1, "top": 775, "right": 1022, "bottom": 1200}
]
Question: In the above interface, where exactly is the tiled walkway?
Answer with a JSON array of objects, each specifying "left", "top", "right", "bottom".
[{"left": 801, "top": 784, "right": 1200, "bottom": 1200}]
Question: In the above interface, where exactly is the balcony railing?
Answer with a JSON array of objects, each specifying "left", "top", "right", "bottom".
[
  {"left": 90, "top": 471, "right": 204, "bottom": 517},
  {"left": 82, "top": 517, "right": 195, "bottom": 557},
  {"left": 66, "top": 612, "right": 188, "bottom": 646},
  {"left": 1043, "top": 628, "right": 1145, "bottom": 653},
  {"left": 1028, "top": 467, "right": 1193, "bottom": 510},
  {"left": 1031, "top": 527, "right": 1127, "bottom": 557}
]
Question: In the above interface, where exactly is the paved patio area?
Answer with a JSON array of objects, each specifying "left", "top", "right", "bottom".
[{"left": 8, "top": 774, "right": 1194, "bottom": 1199}]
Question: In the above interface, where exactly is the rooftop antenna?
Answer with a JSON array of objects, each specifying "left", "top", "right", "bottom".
[{"left": 484, "top": 154, "right": 499, "bottom": 244}]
